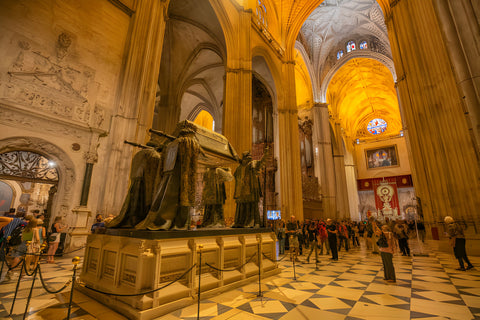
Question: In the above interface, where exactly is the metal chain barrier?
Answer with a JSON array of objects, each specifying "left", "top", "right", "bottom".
[
  {"left": 261, "top": 252, "right": 288, "bottom": 263},
  {"left": 37, "top": 264, "right": 72, "bottom": 294},
  {"left": 204, "top": 253, "right": 257, "bottom": 272},
  {"left": 78, "top": 263, "right": 197, "bottom": 297},
  {"left": 9, "top": 245, "right": 86, "bottom": 257}
]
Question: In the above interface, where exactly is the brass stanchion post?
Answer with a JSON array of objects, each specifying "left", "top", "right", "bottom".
[
  {"left": 67, "top": 256, "right": 80, "bottom": 320},
  {"left": 10, "top": 240, "right": 28, "bottom": 316},
  {"left": 0, "top": 241, "right": 5, "bottom": 278},
  {"left": 197, "top": 245, "right": 203, "bottom": 320},
  {"left": 291, "top": 236, "right": 297, "bottom": 281},
  {"left": 257, "top": 241, "right": 262, "bottom": 297},
  {"left": 23, "top": 264, "right": 38, "bottom": 320}
]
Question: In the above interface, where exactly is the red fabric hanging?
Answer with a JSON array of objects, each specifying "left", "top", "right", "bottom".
[{"left": 372, "top": 177, "right": 400, "bottom": 215}]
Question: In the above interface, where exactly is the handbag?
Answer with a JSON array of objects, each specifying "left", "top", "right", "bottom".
[
  {"left": 47, "top": 233, "right": 57, "bottom": 242},
  {"left": 377, "top": 233, "right": 389, "bottom": 248}
]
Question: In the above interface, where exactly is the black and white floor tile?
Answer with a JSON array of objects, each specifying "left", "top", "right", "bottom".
[{"left": 1, "top": 241, "right": 479, "bottom": 320}]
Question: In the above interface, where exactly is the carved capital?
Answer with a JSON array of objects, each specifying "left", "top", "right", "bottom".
[{"left": 83, "top": 151, "right": 98, "bottom": 164}]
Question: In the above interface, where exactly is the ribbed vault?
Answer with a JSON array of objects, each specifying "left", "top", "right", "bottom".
[{"left": 326, "top": 58, "right": 401, "bottom": 140}]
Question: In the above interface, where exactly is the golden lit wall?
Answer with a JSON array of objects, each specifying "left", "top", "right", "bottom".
[
  {"left": 294, "top": 48, "right": 313, "bottom": 109},
  {"left": 193, "top": 110, "right": 214, "bottom": 131}
]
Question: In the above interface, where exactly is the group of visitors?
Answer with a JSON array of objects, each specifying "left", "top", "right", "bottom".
[
  {"left": 273, "top": 215, "right": 474, "bottom": 284},
  {"left": 0, "top": 210, "right": 69, "bottom": 282}
]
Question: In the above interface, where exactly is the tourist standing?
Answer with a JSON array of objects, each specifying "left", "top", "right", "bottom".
[
  {"left": 318, "top": 221, "right": 330, "bottom": 255},
  {"left": 337, "top": 221, "right": 349, "bottom": 252},
  {"left": 47, "top": 216, "right": 68, "bottom": 263},
  {"left": 445, "top": 216, "right": 474, "bottom": 271},
  {"left": 277, "top": 220, "right": 286, "bottom": 255},
  {"left": 394, "top": 221, "right": 410, "bottom": 256},
  {"left": 377, "top": 224, "right": 396, "bottom": 282},
  {"left": 326, "top": 219, "right": 338, "bottom": 261},
  {"left": 286, "top": 216, "right": 300, "bottom": 262}
]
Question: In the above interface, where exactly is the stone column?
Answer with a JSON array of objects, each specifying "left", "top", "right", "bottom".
[
  {"left": 312, "top": 103, "right": 336, "bottom": 218},
  {"left": 386, "top": 0, "right": 480, "bottom": 225},
  {"left": 277, "top": 61, "right": 304, "bottom": 221},
  {"left": 99, "top": 0, "right": 169, "bottom": 214},
  {"left": 222, "top": 9, "right": 253, "bottom": 222},
  {"left": 70, "top": 150, "right": 98, "bottom": 249},
  {"left": 432, "top": 0, "right": 480, "bottom": 159},
  {"left": 332, "top": 121, "right": 350, "bottom": 219}
]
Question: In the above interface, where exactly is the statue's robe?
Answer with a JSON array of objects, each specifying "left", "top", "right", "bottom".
[
  {"left": 135, "top": 133, "right": 201, "bottom": 230},
  {"left": 233, "top": 160, "right": 264, "bottom": 228},
  {"left": 108, "top": 148, "right": 163, "bottom": 228},
  {"left": 202, "top": 167, "right": 233, "bottom": 228}
]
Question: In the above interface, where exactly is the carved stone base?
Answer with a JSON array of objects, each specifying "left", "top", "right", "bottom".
[
  {"left": 69, "top": 206, "right": 92, "bottom": 250},
  {"left": 78, "top": 230, "right": 279, "bottom": 319}
]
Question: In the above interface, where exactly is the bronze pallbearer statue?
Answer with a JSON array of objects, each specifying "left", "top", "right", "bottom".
[
  {"left": 232, "top": 148, "right": 269, "bottom": 228},
  {"left": 201, "top": 166, "right": 233, "bottom": 228},
  {"left": 107, "top": 140, "right": 164, "bottom": 228}
]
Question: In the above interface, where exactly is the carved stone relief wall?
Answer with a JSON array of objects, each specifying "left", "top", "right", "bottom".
[{"left": 0, "top": 37, "right": 108, "bottom": 131}]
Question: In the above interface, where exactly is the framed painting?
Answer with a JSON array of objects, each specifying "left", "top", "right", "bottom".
[{"left": 365, "top": 145, "right": 399, "bottom": 169}]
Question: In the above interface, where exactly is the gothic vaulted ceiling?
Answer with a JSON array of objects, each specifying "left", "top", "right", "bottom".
[
  {"left": 296, "top": 0, "right": 400, "bottom": 141},
  {"left": 327, "top": 58, "right": 401, "bottom": 140}
]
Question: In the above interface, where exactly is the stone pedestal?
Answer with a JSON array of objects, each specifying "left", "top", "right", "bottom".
[
  {"left": 69, "top": 206, "right": 92, "bottom": 250},
  {"left": 78, "top": 229, "right": 279, "bottom": 320}
]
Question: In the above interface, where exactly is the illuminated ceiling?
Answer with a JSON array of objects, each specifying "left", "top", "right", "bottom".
[
  {"left": 326, "top": 58, "right": 401, "bottom": 140},
  {"left": 298, "top": 0, "right": 391, "bottom": 90}
]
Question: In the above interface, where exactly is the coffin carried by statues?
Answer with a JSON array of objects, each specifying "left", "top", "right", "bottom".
[
  {"left": 108, "top": 120, "right": 239, "bottom": 230},
  {"left": 79, "top": 121, "right": 279, "bottom": 319}
]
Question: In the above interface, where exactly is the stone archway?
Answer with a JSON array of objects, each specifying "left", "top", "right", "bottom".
[{"left": 0, "top": 136, "right": 76, "bottom": 225}]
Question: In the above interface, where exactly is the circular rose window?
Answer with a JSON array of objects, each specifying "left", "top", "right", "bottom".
[{"left": 367, "top": 118, "right": 387, "bottom": 135}]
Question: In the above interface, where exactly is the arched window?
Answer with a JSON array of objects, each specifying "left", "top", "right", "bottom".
[
  {"left": 256, "top": 0, "right": 267, "bottom": 27},
  {"left": 193, "top": 110, "right": 215, "bottom": 131},
  {"left": 367, "top": 118, "right": 387, "bottom": 135},
  {"left": 360, "top": 41, "right": 368, "bottom": 49},
  {"left": 337, "top": 50, "right": 344, "bottom": 60},
  {"left": 346, "top": 40, "right": 356, "bottom": 53}
]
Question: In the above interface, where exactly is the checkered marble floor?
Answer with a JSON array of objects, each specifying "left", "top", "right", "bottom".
[{"left": 1, "top": 241, "right": 479, "bottom": 320}]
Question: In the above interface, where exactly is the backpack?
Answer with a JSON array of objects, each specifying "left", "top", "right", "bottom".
[
  {"left": 377, "top": 232, "right": 389, "bottom": 248},
  {"left": 7, "top": 224, "right": 25, "bottom": 247}
]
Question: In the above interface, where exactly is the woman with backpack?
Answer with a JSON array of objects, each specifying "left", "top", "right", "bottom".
[
  {"left": 376, "top": 224, "right": 396, "bottom": 282},
  {"left": 22, "top": 218, "right": 40, "bottom": 271}
]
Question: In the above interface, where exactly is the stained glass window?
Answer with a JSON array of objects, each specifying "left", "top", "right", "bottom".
[
  {"left": 256, "top": 0, "right": 267, "bottom": 26},
  {"left": 347, "top": 41, "right": 356, "bottom": 52},
  {"left": 337, "top": 50, "right": 344, "bottom": 60},
  {"left": 360, "top": 41, "right": 368, "bottom": 49},
  {"left": 367, "top": 118, "right": 387, "bottom": 135}
]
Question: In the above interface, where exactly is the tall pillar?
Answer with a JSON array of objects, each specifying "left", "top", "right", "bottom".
[
  {"left": 277, "top": 61, "right": 304, "bottom": 220},
  {"left": 222, "top": 10, "right": 252, "bottom": 221},
  {"left": 312, "top": 103, "right": 336, "bottom": 217},
  {"left": 332, "top": 121, "right": 350, "bottom": 219},
  {"left": 432, "top": 0, "right": 480, "bottom": 159},
  {"left": 99, "top": 0, "right": 169, "bottom": 214},
  {"left": 386, "top": 0, "right": 480, "bottom": 225}
]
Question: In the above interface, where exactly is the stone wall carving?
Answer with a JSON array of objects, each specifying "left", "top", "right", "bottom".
[
  {"left": 0, "top": 37, "right": 108, "bottom": 130},
  {"left": 0, "top": 103, "right": 91, "bottom": 141}
]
